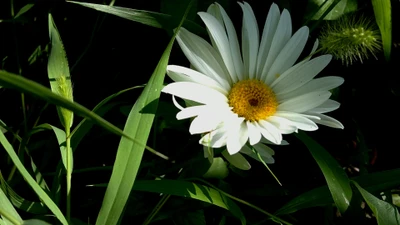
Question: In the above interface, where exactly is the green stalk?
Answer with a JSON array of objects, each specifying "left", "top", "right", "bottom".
[{"left": 65, "top": 125, "right": 72, "bottom": 223}]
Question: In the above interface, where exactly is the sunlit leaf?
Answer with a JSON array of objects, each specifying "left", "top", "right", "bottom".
[
  {"left": 0, "top": 131, "right": 68, "bottom": 225},
  {"left": 307, "top": 0, "right": 357, "bottom": 20},
  {"left": 277, "top": 168, "right": 400, "bottom": 215},
  {"left": 371, "top": 0, "right": 392, "bottom": 61},
  {"left": 94, "top": 2, "right": 191, "bottom": 225},
  {"left": 353, "top": 181, "right": 400, "bottom": 225},
  {"left": 0, "top": 186, "right": 23, "bottom": 225},
  {"left": 93, "top": 179, "right": 246, "bottom": 224}
]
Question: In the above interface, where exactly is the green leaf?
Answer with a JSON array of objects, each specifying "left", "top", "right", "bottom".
[
  {"left": 0, "top": 132, "right": 68, "bottom": 225},
  {"left": 353, "top": 181, "right": 400, "bottom": 225},
  {"left": 276, "top": 168, "right": 400, "bottom": 215},
  {"left": 0, "top": 172, "right": 47, "bottom": 214},
  {"left": 94, "top": 179, "right": 246, "bottom": 224},
  {"left": 308, "top": 0, "right": 357, "bottom": 20},
  {"left": 296, "top": 132, "right": 352, "bottom": 214},
  {"left": 203, "top": 157, "right": 229, "bottom": 179},
  {"left": 22, "top": 219, "right": 52, "bottom": 225},
  {"left": 94, "top": 2, "right": 191, "bottom": 224},
  {"left": 0, "top": 70, "right": 161, "bottom": 158},
  {"left": 66, "top": 1, "right": 204, "bottom": 34},
  {"left": 371, "top": 0, "right": 392, "bottom": 61},
  {"left": 0, "top": 186, "right": 23, "bottom": 225},
  {"left": 14, "top": 4, "right": 35, "bottom": 19},
  {"left": 48, "top": 13, "right": 74, "bottom": 129},
  {"left": 34, "top": 124, "right": 73, "bottom": 172}
]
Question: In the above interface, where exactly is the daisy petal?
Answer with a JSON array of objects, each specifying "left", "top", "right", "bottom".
[
  {"left": 274, "top": 111, "right": 319, "bottom": 131},
  {"left": 176, "top": 28, "right": 231, "bottom": 88},
  {"left": 307, "top": 112, "right": 344, "bottom": 129},
  {"left": 189, "top": 112, "right": 223, "bottom": 134},
  {"left": 278, "top": 91, "right": 332, "bottom": 113},
  {"left": 239, "top": 2, "right": 259, "bottom": 79},
  {"left": 162, "top": 82, "right": 228, "bottom": 105},
  {"left": 215, "top": 3, "right": 244, "bottom": 80},
  {"left": 198, "top": 12, "right": 238, "bottom": 83},
  {"left": 260, "top": 9, "right": 292, "bottom": 83},
  {"left": 265, "top": 26, "right": 309, "bottom": 83},
  {"left": 257, "top": 120, "right": 282, "bottom": 144},
  {"left": 222, "top": 150, "right": 251, "bottom": 170},
  {"left": 277, "top": 76, "right": 344, "bottom": 101},
  {"left": 267, "top": 116, "right": 298, "bottom": 134},
  {"left": 308, "top": 99, "right": 341, "bottom": 113},
  {"left": 246, "top": 121, "right": 262, "bottom": 145},
  {"left": 226, "top": 119, "right": 248, "bottom": 154},
  {"left": 257, "top": 3, "right": 280, "bottom": 77},
  {"left": 271, "top": 55, "right": 332, "bottom": 95},
  {"left": 167, "top": 65, "right": 228, "bottom": 95},
  {"left": 176, "top": 105, "right": 206, "bottom": 120},
  {"left": 200, "top": 126, "right": 228, "bottom": 148}
]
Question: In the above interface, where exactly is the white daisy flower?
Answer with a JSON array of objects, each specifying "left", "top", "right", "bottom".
[{"left": 162, "top": 2, "right": 344, "bottom": 166}]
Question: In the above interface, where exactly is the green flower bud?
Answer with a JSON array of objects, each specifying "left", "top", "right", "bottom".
[{"left": 319, "top": 15, "right": 382, "bottom": 66}]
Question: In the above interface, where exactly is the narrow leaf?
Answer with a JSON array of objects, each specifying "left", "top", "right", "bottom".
[
  {"left": 353, "top": 181, "right": 400, "bottom": 225},
  {"left": 277, "top": 168, "right": 400, "bottom": 215},
  {"left": 66, "top": 1, "right": 204, "bottom": 34},
  {"left": 371, "top": 0, "right": 392, "bottom": 60},
  {"left": 0, "top": 131, "right": 68, "bottom": 225},
  {"left": 296, "top": 132, "right": 352, "bottom": 214},
  {"left": 94, "top": 3, "right": 191, "bottom": 225},
  {"left": 93, "top": 179, "right": 246, "bottom": 224},
  {"left": 308, "top": 0, "right": 357, "bottom": 20},
  {"left": 0, "top": 70, "right": 163, "bottom": 158},
  {"left": 48, "top": 13, "right": 74, "bottom": 128},
  {"left": 0, "top": 187, "right": 23, "bottom": 225}
]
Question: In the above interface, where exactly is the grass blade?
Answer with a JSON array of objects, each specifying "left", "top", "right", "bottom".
[
  {"left": 371, "top": 0, "right": 392, "bottom": 60},
  {"left": 0, "top": 70, "right": 166, "bottom": 159},
  {"left": 296, "top": 131, "right": 352, "bottom": 214},
  {"left": 353, "top": 181, "right": 400, "bottom": 225},
  {"left": 0, "top": 131, "right": 68, "bottom": 225},
  {"left": 94, "top": 2, "right": 191, "bottom": 224}
]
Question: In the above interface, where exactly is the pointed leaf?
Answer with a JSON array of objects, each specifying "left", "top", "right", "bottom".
[
  {"left": 296, "top": 132, "right": 352, "bottom": 214},
  {"left": 371, "top": 0, "right": 392, "bottom": 61},
  {"left": 353, "top": 181, "right": 400, "bottom": 225},
  {"left": 0, "top": 132, "right": 68, "bottom": 225},
  {"left": 94, "top": 3, "right": 192, "bottom": 225}
]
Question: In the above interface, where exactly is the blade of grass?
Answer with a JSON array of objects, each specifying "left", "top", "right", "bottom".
[
  {"left": 66, "top": 0, "right": 204, "bottom": 34},
  {"left": 94, "top": 2, "right": 191, "bottom": 224},
  {"left": 0, "top": 185, "right": 23, "bottom": 225},
  {"left": 371, "top": 0, "right": 392, "bottom": 61},
  {"left": 0, "top": 131, "right": 68, "bottom": 225},
  {"left": 296, "top": 131, "right": 352, "bottom": 214},
  {"left": 353, "top": 181, "right": 400, "bottom": 225},
  {"left": 0, "top": 70, "right": 167, "bottom": 160}
]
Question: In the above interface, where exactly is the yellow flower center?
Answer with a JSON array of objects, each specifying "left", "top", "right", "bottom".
[{"left": 228, "top": 79, "right": 277, "bottom": 122}]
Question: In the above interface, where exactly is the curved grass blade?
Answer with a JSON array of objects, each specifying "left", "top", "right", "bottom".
[
  {"left": 296, "top": 131, "right": 352, "bottom": 214},
  {"left": 0, "top": 186, "right": 23, "bottom": 225},
  {"left": 276, "top": 167, "right": 400, "bottom": 215},
  {"left": 353, "top": 181, "right": 400, "bottom": 225},
  {"left": 94, "top": 2, "right": 191, "bottom": 224},
  {"left": 371, "top": 0, "right": 392, "bottom": 61},
  {"left": 92, "top": 179, "right": 246, "bottom": 224},
  {"left": 66, "top": 1, "right": 204, "bottom": 34},
  {"left": 0, "top": 132, "right": 68, "bottom": 225},
  {"left": 0, "top": 70, "right": 167, "bottom": 159},
  {"left": 0, "top": 172, "right": 47, "bottom": 214}
]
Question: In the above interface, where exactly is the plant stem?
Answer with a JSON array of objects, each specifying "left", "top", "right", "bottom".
[{"left": 65, "top": 125, "right": 72, "bottom": 223}]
